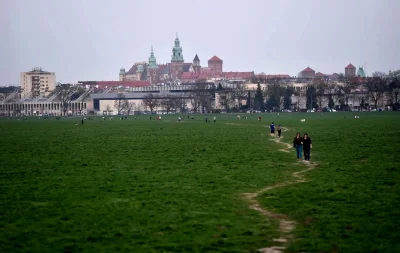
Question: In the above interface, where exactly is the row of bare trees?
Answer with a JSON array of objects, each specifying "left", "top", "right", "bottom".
[
  {"left": 304, "top": 73, "right": 400, "bottom": 111},
  {"left": 113, "top": 93, "right": 189, "bottom": 115}
]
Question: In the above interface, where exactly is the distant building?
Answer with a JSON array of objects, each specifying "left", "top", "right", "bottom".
[
  {"left": 298, "top": 67, "right": 315, "bottom": 78},
  {"left": 345, "top": 64, "right": 356, "bottom": 78},
  {"left": 20, "top": 67, "right": 56, "bottom": 98},
  {"left": 193, "top": 54, "right": 201, "bottom": 74},
  {"left": 357, "top": 66, "right": 366, "bottom": 77},
  {"left": 329, "top": 73, "right": 340, "bottom": 81},
  {"left": 208, "top": 56, "right": 223, "bottom": 73},
  {"left": 315, "top": 72, "right": 328, "bottom": 78}
]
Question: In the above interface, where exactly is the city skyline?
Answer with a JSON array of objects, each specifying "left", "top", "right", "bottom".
[{"left": 2, "top": 0, "right": 399, "bottom": 85}]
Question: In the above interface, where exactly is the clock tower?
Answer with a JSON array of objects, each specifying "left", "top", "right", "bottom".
[{"left": 169, "top": 33, "right": 185, "bottom": 80}]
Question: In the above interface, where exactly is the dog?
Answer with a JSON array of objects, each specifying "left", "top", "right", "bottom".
[{"left": 300, "top": 119, "right": 305, "bottom": 122}]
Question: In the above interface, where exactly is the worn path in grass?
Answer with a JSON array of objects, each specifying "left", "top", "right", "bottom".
[{"left": 226, "top": 123, "right": 319, "bottom": 253}]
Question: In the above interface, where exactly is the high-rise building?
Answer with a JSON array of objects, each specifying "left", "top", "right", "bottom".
[{"left": 20, "top": 67, "right": 56, "bottom": 98}]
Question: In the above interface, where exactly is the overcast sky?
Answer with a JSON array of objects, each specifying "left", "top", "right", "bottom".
[{"left": 1, "top": 0, "right": 399, "bottom": 85}]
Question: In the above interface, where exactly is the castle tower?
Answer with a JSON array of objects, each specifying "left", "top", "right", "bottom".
[
  {"left": 148, "top": 46, "right": 159, "bottom": 84},
  {"left": 119, "top": 67, "right": 126, "bottom": 81},
  {"left": 357, "top": 66, "right": 366, "bottom": 78},
  {"left": 148, "top": 46, "right": 158, "bottom": 69},
  {"left": 193, "top": 54, "right": 201, "bottom": 73},
  {"left": 345, "top": 64, "right": 356, "bottom": 78},
  {"left": 169, "top": 33, "right": 185, "bottom": 80},
  {"left": 171, "top": 33, "right": 184, "bottom": 63}
]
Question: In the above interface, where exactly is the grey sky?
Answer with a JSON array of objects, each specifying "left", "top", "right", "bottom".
[{"left": 2, "top": 0, "right": 399, "bottom": 85}]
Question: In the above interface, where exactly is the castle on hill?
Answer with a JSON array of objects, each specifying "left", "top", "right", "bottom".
[{"left": 119, "top": 34, "right": 224, "bottom": 84}]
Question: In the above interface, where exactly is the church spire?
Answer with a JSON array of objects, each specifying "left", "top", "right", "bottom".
[
  {"left": 148, "top": 46, "right": 158, "bottom": 69},
  {"left": 171, "top": 34, "right": 184, "bottom": 62}
]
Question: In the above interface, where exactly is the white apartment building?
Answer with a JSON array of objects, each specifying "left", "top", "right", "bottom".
[{"left": 21, "top": 67, "right": 56, "bottom": 98}]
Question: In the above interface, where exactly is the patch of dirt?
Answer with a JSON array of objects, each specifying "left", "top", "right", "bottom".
[{"left": 239, "top": 126, "right": 319, "bottom": 252}]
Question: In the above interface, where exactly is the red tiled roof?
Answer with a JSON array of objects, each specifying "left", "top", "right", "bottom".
[
  {"left": 198, "top": 73, "right": 209, "bottom": 80},
  {"left": 97, "top": 81, "right": 151, "bottom": 88},
  {"left": 126, "top": 65, "right": 137, "bottom": 75},
  {"left": 302, "top": 67, "right": 315, "bottom": 72},
  {"left": 222, "top": 72, "right": 255, "bottom": 79},
  {"left": 345, "top": 64, "right": 356, "bottom": 69},
  {"left": 180, "top": 72, "right": 202, "bottom": 81},
  {"left": 256, "top": 74, "right": 291, "bottom": 79},
  {"left": 208, "top": 56, "right": 223, "bottom": 62},
  {"left": 180, "top": 72, "right": 193, "bottom": 79},
  {"left": 201, "top": 68, "right": 214, "bottom": 74},
  {"left": 315, "top": 72, "right": 328, "bottom": 77}
]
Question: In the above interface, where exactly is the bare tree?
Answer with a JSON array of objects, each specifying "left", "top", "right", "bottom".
[
  {"left": 389, "top": 78, "right": 400, "bottom": 108},
  {"left": 340, "top": 78, "right": 357, "bottom": 111},
  {"left": 174, "top": 98, "right": 187, "bottom": 113},
  {"left": 142, "top": 93, "right": 160, "bottom": 113},
  {"left": 313, "top": 78, "right": 328, "bottom": 109},
  {"left": 355, "top": 92, "right": 368, "bottom": 111},
  {"left": 189, "top": 83, "right": 211, "bottom": 113},
  {"left": 326, "top": 83, "right": 343, "bottom": 109},
  {"left": 217, "top": 88, "right": 234, "bottom": 110},
  {"left": 364, "top": 77, "right": 388, "bottom": 110},
  {"left": 55, "top": 83, "right": 77, "bottom": 116},
  {"left": 230, "top": 83, "right": 246, "bottom": 109},
  {"left": 123, "top": 101, "right": 135, "bottom": 115},
  {"left": 135, "top": 102, "right": 143, "bottom": 113},
  {"left": 265, "top": 80, "right": 285, "bottom": 112},
  {"left": 371, "top": 71, "right": 388, "bottom": 78},
  {"left": 114, "top": 93, "right": 126, "bottom": 115},
  {"left": 105, "top": 104, "right": 112, "bottom": 115},
  {"left": 160, "top": 95, "right": 176, "bottom": 114}
]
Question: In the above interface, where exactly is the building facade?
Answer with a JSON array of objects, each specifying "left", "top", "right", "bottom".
[
  {"left": 298, "top": 67, "right": 315, "bottom": 78},
  {"left": 345, "top": 64, "right": 356, "bottom": 78},
  {"left": 118, "top": 35, "right": 226, "bottom": 83},
  {"left": 208, "top": 56, "right": 223, "bottom": 73},
  {"left": 21, "top": 67, "right": 56, "bottom": 98}
]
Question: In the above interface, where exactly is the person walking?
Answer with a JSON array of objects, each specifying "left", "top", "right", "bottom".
[
  {"left": 213, "top": 116, "right": 216, "bottom": 123},
  {"left": 293, "top": 133, "right": 303, "bottom": 161},
  {"left": 277, "top": 125, "right": 282, "bottom": 138},
  {"left": 302, "top": 133, "right": 312, "bottom": 161},
  {"left": 270, "top": 122, "right": 275, "bottom": 136}
]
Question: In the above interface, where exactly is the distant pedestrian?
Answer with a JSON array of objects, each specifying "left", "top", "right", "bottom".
[
  {"left": 258, "top": 116, "right": 261, "bottom": 122},
  {"left": 302, "top": 133, "right": 312, "bottom": 161},
  {"left": 81, "top": 118, "right": 84, "bottom": 125},
  {"left": 293, "top": 133, "right": 303, "bottom": 161},
  {"left": 277, "top": 125, "right": 282, "bottom": 138},
  {"left": 205, "top": 117, "right": 208, "bottom": 123},
  {"left": 213, "top": 116, "right": 216, "bottom": 123},
  {"left": 270, "top": 122, "right": 275, "bottom": 136}
]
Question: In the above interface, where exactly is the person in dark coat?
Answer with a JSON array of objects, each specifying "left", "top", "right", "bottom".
[
  {"left": 302, "top": 133, "right": 312, "bottom": 161},
  {"left": 293, "top": 133, "right": 303, "bottom": 161},
  {"left": 277, "top": 125, "right": 282, "bottom": 138}
]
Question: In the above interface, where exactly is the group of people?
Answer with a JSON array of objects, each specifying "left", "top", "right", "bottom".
[
  {"left": 269, "top": 122, "right": 313, "bottom": 162},
  {"left": 205, "top": 117, "right": 217, "bottom": 123},
  {"left": 293, "top": 133, "right": 312, "bottom": 161},
  {"left": 269, "top": 122, "right": 282, "bottom": 138}
]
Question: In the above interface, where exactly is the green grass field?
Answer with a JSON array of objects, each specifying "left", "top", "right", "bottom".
[{"left": 1, "top": 112, "right": 399, "bottom": 253}]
